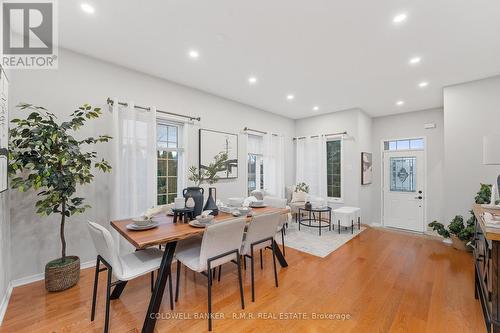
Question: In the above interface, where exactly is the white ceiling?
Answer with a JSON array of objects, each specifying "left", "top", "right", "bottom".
[{"left": 58, "top": 0, "right": 500, "bottom": 119}]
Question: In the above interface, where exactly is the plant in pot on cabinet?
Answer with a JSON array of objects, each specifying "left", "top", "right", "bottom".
[
  {"left": 187, "top": 151, "right": 228, "bottom": 216},
  {"left": 8, "top": 103, "right": 112, "bottom": 292},
  {"left": 428, "top": 213, "right": 476, "bottom": 251}
]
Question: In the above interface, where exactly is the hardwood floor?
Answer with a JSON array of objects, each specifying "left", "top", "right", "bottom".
[{"left": 0, "top": 227, "right": 485, "bottom": 332}]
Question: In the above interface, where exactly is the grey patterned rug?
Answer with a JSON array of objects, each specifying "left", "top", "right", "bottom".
[{"left": 276, "top": 220, "right": 366, "bottom": 258}]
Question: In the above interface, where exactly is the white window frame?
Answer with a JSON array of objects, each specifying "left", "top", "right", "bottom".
[
  {"left": 247, "top": 153, "right": 264, "bottom": 194},
  {"left": 156, "top": 118, "right": 185, "bottom": 204},
  {"left": 327, "top": 136, "right": 344, "bottom": 203}
]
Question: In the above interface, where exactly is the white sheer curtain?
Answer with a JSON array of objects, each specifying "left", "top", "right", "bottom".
[
  {"left": 111, "top": 99, "right": 157, "bottom": 220},
  {"left": 295, "top": 135, "right": 327, "bottom": 198},
  {"left": 263, "top": 133, "right": 285, "bottom": 198}
]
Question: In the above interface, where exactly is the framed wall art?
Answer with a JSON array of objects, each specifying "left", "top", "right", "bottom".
[
  {"left": 199, "top": 129, "right": 238, "bottom": 179},
  {"left": 361, "top": 152, "right": 373, "bottom": 185}
]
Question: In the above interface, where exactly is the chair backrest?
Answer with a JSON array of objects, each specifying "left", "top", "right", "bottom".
[
  {"left": 242, "top": 212, "right": 282, "bottom": 255},
  {"left": 263, "top": 196, "right": 287, "bottom": 208},
  {"left": 199, "top": 218, "right": 247, "bottom": 270},
  {"left": 87, "top": 221, "right": 124, "bottom": 277},
  {"left": 263, "top": 196, "right": 288, "bottom": 228}
]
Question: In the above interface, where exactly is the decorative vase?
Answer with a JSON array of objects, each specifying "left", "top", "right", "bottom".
[
  {"left": 305, "top": 201, "right": 312, "bottom": 210},
  {"left": 45, "top": 255, "right": 80, "bottom": 292},
  {"left": 203, "top": 187, "right": 219, "bottom": 216},
  {"left": 183, "top": 187, "right": 204, "bottom": 217}
]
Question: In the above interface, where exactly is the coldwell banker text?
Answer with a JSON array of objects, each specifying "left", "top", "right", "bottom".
[{"left": 1, "top": 1, "right": 58, "bottom": 69}]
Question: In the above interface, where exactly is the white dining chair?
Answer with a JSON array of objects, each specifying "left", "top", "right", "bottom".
[
  {"left": 241, "top": 212, "right": 282, "bottom": 302},
  {"left": 263, "top": 196, "right": 290, "bottom": 256},
  {"left": 174, "top": 218, "right": 246, "bottom": 331},
  {"left": 87, "top": 221, "right": 174, "bottom": 333}
]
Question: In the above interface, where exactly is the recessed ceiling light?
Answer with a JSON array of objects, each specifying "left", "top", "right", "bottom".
[
  {"left": 396, "top": 100, "right": 405, "bottom": 106},
  {"left": 409, "top": 57, "right": 421, "bottom": 65},
  {"left": 188, "top": 50, "right": 199, "bottom": 59},
  {"left": 80, "top": 3, "right": 95, "bottom": 14},
  {"left": 286, "top": 94, "right": 295, "bottom": 101},
  {"left": 418, "top": 81, "right": 429, "bottom": 88},
  {"left": 392, "top": 13, "right": 407, "bottom": 24},
  {"left": 313, "top": 106, "right": 319, "bottom": 111},
  {"left": 248, "top": 76, "right": 257, "bottom": 84}
]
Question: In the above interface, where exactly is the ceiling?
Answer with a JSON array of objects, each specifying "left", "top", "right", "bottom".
[{"left": 58, "top": 0, "right": 500, "bottom": 119}]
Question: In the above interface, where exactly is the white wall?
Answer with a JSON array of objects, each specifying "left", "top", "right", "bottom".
[
  {"left": 0, "top": 191, "right": 10, "bottom": 318},
  {"left": 8, "top": 48, "right": 295, "bottom": 280},
  {"left": 444, "top": 76, "right": 500, "bottom": 221},
  {"left": 294, "top": 109, "right": 373, "bottom": 223},
  {"left": 371, "top": 108, "right": 445, "bottom": 226}
]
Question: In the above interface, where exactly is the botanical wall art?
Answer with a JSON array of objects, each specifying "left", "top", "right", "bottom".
[
  {"left": 361, "top": 152, "right": 373, "bottom": 185},
  {"left": 199, "top": 129, "right": 238, "bottom": 179}
]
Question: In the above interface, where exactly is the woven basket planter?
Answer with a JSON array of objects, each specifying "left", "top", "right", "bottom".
[{"left": 45, "top": 256, "right": 80, "bottom": 292}]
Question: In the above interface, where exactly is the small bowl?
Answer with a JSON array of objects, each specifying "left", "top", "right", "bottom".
[
  {"left": 237, "top": 207, "right": 252, "bottom": 215},
  {"left": 133, "top": 216, "right": 152, "bottom": 226},
  {"left": 196, "top": 215, "right": 215, "bottom": 224}
]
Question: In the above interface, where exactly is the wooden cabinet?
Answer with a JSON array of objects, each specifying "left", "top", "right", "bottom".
[{"left": 473, "top": 204, "right": 500, "bottom": 333}]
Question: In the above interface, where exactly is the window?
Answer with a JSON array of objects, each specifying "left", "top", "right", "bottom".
[
  {"left": 157, "top": 122, "right": 180, "bottom": 205},
  {"left": 390, "top": 157, "right": 416, "bottom": 192},
  {"left": 326, "top": 140, "right": 342, "bottom": 199},
  {"left": 384, "top": 138, "right": 424, "bottom": 151},
  {"left": 247, "top": 134, "right": 264, "bottom": 195},
  {"left": 248, "top": 154, "right": 264, "bottom": 195}
]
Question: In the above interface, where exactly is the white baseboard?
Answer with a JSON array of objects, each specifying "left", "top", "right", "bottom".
[
  {"left": 0, "top": 282, "right": 13, "bottom": 325},
  {"left": 370, "top": 222, "right": 382, "bottom": 227},
  {"left": 0, "top": 259, "right": 95, "bottom": 325},
  {"left": 10, "top": 259, "right": 95, "bottom": 288}
]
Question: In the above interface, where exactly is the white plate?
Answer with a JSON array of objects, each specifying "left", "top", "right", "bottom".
[
  {"left": 250, "top": 203, "right": 267, "bottom": 208},
  {"left": 189, "top": 220, "right": 212, "bottom": 228},
  {"left": 126, "top": 221, "right": 160, "bottom": 231}
]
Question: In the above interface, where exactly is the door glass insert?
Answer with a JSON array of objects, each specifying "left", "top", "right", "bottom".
[{"left": 390, "top": 157, "right": 416, "bottom": 192}]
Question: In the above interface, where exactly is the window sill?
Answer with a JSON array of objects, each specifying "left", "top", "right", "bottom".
[{"left": 327, "top": 198, "right": 344, "bottom": 204}]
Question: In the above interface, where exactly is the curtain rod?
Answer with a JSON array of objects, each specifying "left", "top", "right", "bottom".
[
  {"left": 293, "top": 131, "right": 348, "bottom": 140},
  {"left": 106, "top": 97, "right": 201, "bottom": 122},
  {"left": 243, "top": 127, "right": 279, "bottom": 137}
]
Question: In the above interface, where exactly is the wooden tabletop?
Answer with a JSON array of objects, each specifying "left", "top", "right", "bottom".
[
  {"left": 111, "top": 206, "right": 289, "bottom": 249},
  {"left": 473, "top": 203, "right": 500, "bottom": 241}
]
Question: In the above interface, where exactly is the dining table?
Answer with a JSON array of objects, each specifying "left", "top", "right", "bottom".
[{"left": 110, "top": 206, "right": 289, "bottom": 333}]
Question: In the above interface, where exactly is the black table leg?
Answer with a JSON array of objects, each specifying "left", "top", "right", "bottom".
[
  {"left": 273, "top": 242, "right": 288, "bottom": 268},
  {"left": 142, "top": 241, "right": 177, "bottom": 333},
  {"left": 319, "top": 212, "right": 322, "bottom": 236},
  {"left": 110, "top": 280, "right": 128, "bottom": 300}
]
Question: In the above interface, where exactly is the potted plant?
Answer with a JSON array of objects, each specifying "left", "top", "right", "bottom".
[
  {"left": 9, "top": 103, "right": 112, "bottom": 292},
  {"left": 428, "top": 213, "right": 476, "bottom": 251},
  {"left": 475, "top": 183, "right": 493, "bottom": 204},
  {"left": 295, "top": 182, "right": 309, "bottom": 193},
  {"left": 186, "top": 152, "right": 228, "bottom": 216}
]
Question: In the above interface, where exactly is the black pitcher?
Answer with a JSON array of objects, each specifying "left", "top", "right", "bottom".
[
  {"left": 183, "top": 187, "right": 204, "bottom": 217},
  {"left": 203, "top": 187, "right": 219, "bottom": 216}
]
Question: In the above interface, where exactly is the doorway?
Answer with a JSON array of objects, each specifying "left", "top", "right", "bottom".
[{"left": 382, "top": 138, "right": 426, "bottom": 233}]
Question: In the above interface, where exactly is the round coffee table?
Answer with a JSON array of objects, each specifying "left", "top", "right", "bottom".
[{"left": 298, "top": 207, "right": 332, "bottom": 236}]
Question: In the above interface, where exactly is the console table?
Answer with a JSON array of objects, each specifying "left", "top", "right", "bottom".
[{"left": 473, "top": 204, "right": 500, "bottom": 333}]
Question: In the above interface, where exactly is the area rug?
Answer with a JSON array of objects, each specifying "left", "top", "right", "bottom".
[{"left": 275, "top": 220, "right": 366, "bottom": 258}]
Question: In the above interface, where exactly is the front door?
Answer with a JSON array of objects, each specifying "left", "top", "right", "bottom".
[{"left": 383, "top": 150, "right": 425, "bottom": 232}]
